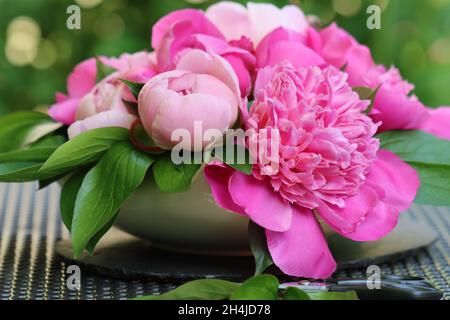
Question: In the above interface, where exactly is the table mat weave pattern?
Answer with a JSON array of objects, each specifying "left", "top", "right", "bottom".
[{"left": 0, "top": 182, "right": 448, "bottom": 300}]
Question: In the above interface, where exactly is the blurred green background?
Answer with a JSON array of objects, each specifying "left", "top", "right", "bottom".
[{"left": 1, "top": 0, "right": 449, "bottom": 115}]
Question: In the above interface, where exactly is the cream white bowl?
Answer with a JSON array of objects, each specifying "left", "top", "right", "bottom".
[{"left": 114, "top": 172, "right": 252, "bottom": 255}]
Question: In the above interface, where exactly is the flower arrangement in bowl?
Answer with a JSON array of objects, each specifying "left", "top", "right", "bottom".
[{"left": 1, "top": 1, "right": 450, "bottom": 282}]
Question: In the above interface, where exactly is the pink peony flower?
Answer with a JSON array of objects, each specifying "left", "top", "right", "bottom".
[
  {"left": 205, "top": 63, "right": 419, "bottom": 278},
  {"left": 151, "top": 8, "right": 255, "bottom": 97},
  {"left": 314, "top": 23, "right": 430, "bottom": 132},
  {"left": 67, "top": 52, "right": 157, "bottom": 138},
  {"left": 50, "top": 51, "right": 157, "bottom": 127},
  {"left": 138, "top": 50, "right": 241, "bottom": 152},
  {"left": 419, "top": 107, "right": 450, "bottom": 140},
  {"left": 206, "top": 1, "right": 309, "bottom": 46}
]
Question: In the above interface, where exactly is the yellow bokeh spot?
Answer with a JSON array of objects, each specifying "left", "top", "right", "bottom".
[
  {"left": 5, "top": 16, "right": 41, "bottom": 66},
  {"left": 332, "top": 0, "right": 362, "bottom": 17},
  {"left": 75, "top": 0, "right": 103, "bottom": 9}
]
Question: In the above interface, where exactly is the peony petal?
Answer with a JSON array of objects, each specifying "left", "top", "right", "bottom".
[
  {"left": 151, "top": 9, "right": 224, "bottom": 50},
  {"left": 48, "top": 98, "right": 80, "bottom": 125},
  {"left": 205, "top": 1, "right": 250, "bottom": 41},
  {"left": 266, "top": 206, "right": 336, "bottom": 279},
  {"left": 371, "top": 86, "right": 430, "bottom": 132},
  {"left": 204, "top": 163, "right": 246, "bottom": 215},
  {"left": 248, "top": 3, "right": 308, "bottom": 46},
  {"left": 68, "top": 110, "right": 136, "bottom": 139},
  {"left": 317, "top": 183, "right": 380, "bottom": 235},
  {"left": 228, "top": 171, "right": 292, "bottom": 232},
  {"left": 176, "top": 50, "right": 241, "bottom": 101},
  {"left": 67, "top": 58, "right": 98, "bottom": 98},
  {"left": 419, "top": 107, "right": 450, "bottom": 141},
  {"left": 344, "top": 150, "right": 420, "bottom": 241}
]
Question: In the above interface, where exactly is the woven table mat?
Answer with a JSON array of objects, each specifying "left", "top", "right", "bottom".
[{"left": 0, "top": 182, "right": 448, "bottom": 300}]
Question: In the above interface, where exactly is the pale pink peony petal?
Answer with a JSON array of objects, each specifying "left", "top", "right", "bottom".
[
  {"left": 266, "top": 206, "right": 336, "bottom": 278},
  {"left": 68, "top": 110, "right": 136, "bottom": 139},
  {"left": 248, "top": 3, "right": 308, "bottom": 46},
  {"left": 228, "top": 171, "right": 292, "bottom": 232},
  {"left": 205, "top": 1, "right": 250, "bottom": 41},
  {"left": 419, "top": 107, "right": 450, "bottom": 141}
]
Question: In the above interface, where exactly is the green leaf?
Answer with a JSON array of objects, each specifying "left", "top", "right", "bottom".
[
  {"left": 0, "top": 111, "right": 62, "bottom": 152},
  {"left": 121, "top": 79, "right": 144, "bottom": 100},
  {"left": 0, "top": 162, "right": 58, "bottom": 182},
  {"left": 214, "top": 143, "right": 252, "bottom": 175},
  {"left": 40, "top": 127, "right": 130, "bottom": 176},
  {"left": 71, "top": 143, "right": 154, "bottom": 257},
  {"left": 282, "top": 287, "right": 310, "bottom": 300},
  {"left": 152, "top": 152, "right": 201, "bottom": 193},
  {"left": 0, "top": 147, "right": 56, "bottom": 163},
  {"left": 96, "top": 56, "right": 116, "bottom": 83},
  {"left": 378, "top": 130, "right": 450, "bottom": 206},
  {"left": 307, "top": 291, "right": 358, "bottom": 300},
  {"left": 60, "top": 171, "right": 88, "bottom": 230},
  {"left": 378, "top": 130, "right": 450, "bottom": 166},
  {"left": 354, "top": 85, "right": 381, "bottom": 115},
  {"left": 85, "top": 211, "right": 120, "bottom": 255},
  {"left": 134, "top": 279, "right": 240, "bottom": 300},
  {"left": 248, "top": 221, "right": 273, "bottom": 275},
  {"left": 229, "top": 275, "right": 279, "bottom": 300},
  {"left": 409, "top": 162, "right": 450, "bottom": 206}
]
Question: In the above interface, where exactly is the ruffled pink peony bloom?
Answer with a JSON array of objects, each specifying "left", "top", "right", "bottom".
[
  {"left": 151, "top": 8, "right": 255, "bottom": 97},
  {"left": 205, "top": 63, "right": 419, "bottom": 278},
  {"left": 138, "top": 50, "right": 241, "bottom": 151},
  {"left": 206, "top": 1, "right": 309, "bottom": 46},
  {"left": 313, "top": 23, "right": 430, "bottom": 132},
  {"left": 67, "top": 52, "right": 157, "bottom": 138}
]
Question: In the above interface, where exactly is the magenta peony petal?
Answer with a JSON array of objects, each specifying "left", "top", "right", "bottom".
[
  {"left": 204, "top": 163, "right": 246, "bottom": 215},
  {"left": 344, "top": 150, "right": 420, "bottom": 241},
  {"left": 228, "top": 171, "right": 292, "bottom": 232},
  {"left": 67, "top": 58, "right": 97, "bottom": 98},
  {"left": 419, "top": 107, "right": 450, "bottom": 141},
  {"left": 151, "top": 9, "right": 224, "bottom": 50},
  {"left": 317, "top": 183, "right": 380, "bottom": 235},
  {"left": 266, "top": 206, "right": 336, "bottom": 279},
  {"left": 372, "top": 86, "right": 430, "bottom": 132},
  {"left": 48, "top": 98, "right": 80, "bottom": 125}
]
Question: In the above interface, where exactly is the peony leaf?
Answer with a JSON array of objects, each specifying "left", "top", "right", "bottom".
[
  {"left": 71, "top": 143, "right": 154, "bottom": 257},
  {"left": 95, "top": 56, "right": 116, "bottom": 83},
  {"left": 230, "top": 275, "right": 279, "bottom": 300},
  {"left": 152, "top": 152, "right": 202, "bottom": 193},
  {"left": 0, "top": 111, "right": 62, "bottom": 153},
  {"left": 40, "top": 127, "right": 130, "bottom": 176},
  {"left": 282, "top": 287, "right": 310, "bottom": 300},
  {"left": 248, "top": 221, "right": 273, "bottom": 275},
  {"left": 121, "top": 79, "right": 144, "bottom": 100},
  {"left": 134, "top": 279, "right": 240, "bottom": 300},
  {"left": 354, "top": 85, "right": 381, "bottom": 115},
  {"left": 213, "top": 143, "right": 253, "bottom": 175},
  {"left": 378, "top": 130, "right": 450, "bottom": 206},
  {"left": 378, "top": 130, "right": 450, "bottom": 165}
]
